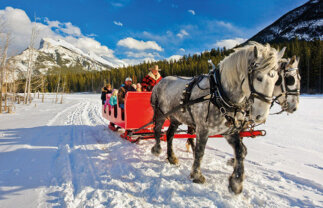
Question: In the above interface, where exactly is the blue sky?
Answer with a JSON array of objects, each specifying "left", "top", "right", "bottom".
[{"left": 0, "top": 0, "right": 308, "bottom": 66}]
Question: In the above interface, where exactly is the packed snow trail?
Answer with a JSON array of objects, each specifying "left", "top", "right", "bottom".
[{"left": 0, "top": 94, "right": 322, "bottom": 207}]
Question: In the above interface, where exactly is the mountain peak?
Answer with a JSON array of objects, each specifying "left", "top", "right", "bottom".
[{"left": 248, "top": 0, "right": 322, "bottom": 43}]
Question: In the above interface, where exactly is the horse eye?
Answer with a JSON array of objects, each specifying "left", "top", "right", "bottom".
[
  {"left": 268, "top": 71, "right": 276, "bottom": 78},
  {"left": 256, "top": 76, "right": 263, "bottom": 82}
]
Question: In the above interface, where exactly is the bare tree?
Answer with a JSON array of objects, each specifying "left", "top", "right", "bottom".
[
  {"left": 24, "top": 22, "right": 39, "bottom": 104},
  {"left": 60, "top": 76, "right": 66, "bottom": 104},
  {"left": 0, "top": 33, "right": 10, "bottom": 113},
  {"left": 41, "top": 74, "right": 45, "bottom": 103},
  {"left": 55, "top": 70, "right": 61, "bottom": 104}
]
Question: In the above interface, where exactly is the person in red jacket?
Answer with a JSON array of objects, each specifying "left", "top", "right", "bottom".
[{"left": 141, "top": 65, "right": 162, "bottom": 91}]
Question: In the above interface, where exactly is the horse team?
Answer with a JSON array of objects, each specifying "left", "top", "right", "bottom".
[{"left": 150, "top": 41, "right": 301, "bottom": 194}]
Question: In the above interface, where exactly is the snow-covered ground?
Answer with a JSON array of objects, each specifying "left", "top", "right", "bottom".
[{"left": 0, "top": 94, "right": 322, "bottom": 208}]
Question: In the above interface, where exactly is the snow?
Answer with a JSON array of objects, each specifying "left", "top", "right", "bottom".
[
  {"left": 41, "top": 38, "right": 121, "bottom": 68},
  {"left": 0, "top": 94, "right": 322, "bottom": 207}
]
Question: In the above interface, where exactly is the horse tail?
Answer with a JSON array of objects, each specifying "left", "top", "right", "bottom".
[{"left": 150, "top": 86, "right": 159, "bottom": 110}]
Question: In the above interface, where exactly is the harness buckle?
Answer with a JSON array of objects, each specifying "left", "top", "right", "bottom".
[{"left": 220, "top": 107, "right": 226, "bottom": 115}]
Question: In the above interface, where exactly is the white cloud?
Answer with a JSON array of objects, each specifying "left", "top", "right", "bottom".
[
  {"left": 176, "top": 29, "right": 189, "bottom": 38},
  {"left": 0, "top": 7, "right": 122, "bottom": 64},
  {"left": 65, "top": 36, "right": 115, "bottom": 58},
  {"left": 44, "top": 17, "right": 81, "bottom": 37},
  {"left": 122, "top": 57, "right": 156, "bottom": 66},
  {"left": 179, "top": 48, "right": 185, "bottom": 52},
  {"left": 44, "top": 17, "right": 60, "bottom": 28},
  {"left": 216, "top": 21, "right": 235, "bottom": 30},
  {"left": 214, "top": 38, "right": 247, "bottom": 49},
  {"left": 125, "top": 51, "right": 160, "bottom": 58},
  {"left": 117, "top": 37, "right": 163, "bottom": 51},
  {"left": 209, "top": 20, "right": 243, "bottom": 35},
  {"left": 141, "top": 30, "right": 174, "bottom": 43},
  {"left": 60, "top": 22, "right": 82, "bottom": 37},
  {"left": 113, "top": 21, "right": 123, "bottom": 27},
  {"left": 167, "top": 55, "right": 182, "bottom": 62},
  {"left": 188, "top": 10, "right": 195, "bottom": 15}
]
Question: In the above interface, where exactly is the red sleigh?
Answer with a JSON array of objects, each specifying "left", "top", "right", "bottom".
[{"left": 102, "top": 92, "right": 265, "bottom": 143}]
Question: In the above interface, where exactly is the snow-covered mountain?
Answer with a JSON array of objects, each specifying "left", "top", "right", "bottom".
[
  {"left": 9, "top": 38, "right": 126, "bottom": 75},
  {"left": 249, "top": 0, "right": 322, "bottom": 43}
]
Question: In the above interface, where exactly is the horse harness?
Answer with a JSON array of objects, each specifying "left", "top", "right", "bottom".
[
  {"left": 133, "top": 61, "right": 275, "bottom": 136},
  {"left": 271, "top": 62, "right": 301, "bottom": 114},
  {"left": 179, "top": 62, "right": 274, "bottom": 134}
]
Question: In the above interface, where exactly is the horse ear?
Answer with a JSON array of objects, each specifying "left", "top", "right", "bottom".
[
  {"left": 277, "top": 47, "right": 286, "bottom": 60},
  {"left": 253, "top": 46, "right": 258, "bottom": 59},
  {"left": 296, "top": 56, "right": 300, "bottom": 63},
  {"left": 289, "top": 55, "right": 296, "bottom": 65}
]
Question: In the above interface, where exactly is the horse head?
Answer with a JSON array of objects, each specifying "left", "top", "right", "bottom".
[
  {"left": 242, "top": 43, "right": 286, "bottom": 123},
  {"left": 274, "top": 55, "right": 301, "bottom": 113}
]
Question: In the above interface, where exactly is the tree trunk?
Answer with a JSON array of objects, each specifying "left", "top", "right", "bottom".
[
  {"left": 0, "top": 33, "right": 9, "bottom": 113},
  {"left": 41, "top": 75, "right": 45, "bottom": 103},
  {"left": 55, "top": 75, "right": 60, "bottom": 103}
]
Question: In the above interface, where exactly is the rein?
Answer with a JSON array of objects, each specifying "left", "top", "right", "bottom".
[
  {"left": 270, "top": 66, "right": 300, "bottom": 115},
  {"left": 130, "top": 60, "right": 275, "bottom": 136}
]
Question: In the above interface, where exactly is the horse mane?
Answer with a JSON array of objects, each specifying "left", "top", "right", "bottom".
[{"left": 219, "top": 41, "right": 279, "bottom": 94}]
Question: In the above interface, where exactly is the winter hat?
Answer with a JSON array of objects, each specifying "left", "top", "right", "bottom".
[
  {"left": 149, "top": 65, "right": 161, "bottom": 71},
  {"left": 125, "top": 77, "right": 132, "bottom": 82}
]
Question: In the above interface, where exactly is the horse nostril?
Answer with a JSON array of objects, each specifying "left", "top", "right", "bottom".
[
  {"left": 256, "top": 115, "right": 261, "bottom": 120},
  {"left": 293, "top": 108, "right": 296, "bottom": 112}
]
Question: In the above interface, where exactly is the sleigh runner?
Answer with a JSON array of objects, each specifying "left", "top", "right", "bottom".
[{"left": 102, "top": 91, "right": 265, "bottom": 142}]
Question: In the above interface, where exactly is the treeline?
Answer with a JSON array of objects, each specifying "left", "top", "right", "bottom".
[
  {"left": 23, "top": 39, "right": 322, "bottom": 94},
  {"left": 37, "top": 47, "right": 234, "bottom": 93},
  {"left": 271, "top": 39, "right": 322, "bottom": 93}
]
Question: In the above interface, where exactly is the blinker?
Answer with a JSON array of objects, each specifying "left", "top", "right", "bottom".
[
  {"left": 275, "top": 75, "right": 282, "bottom": 86},
  {"left": 286, "top": 76, "right": 295, "bottom": 85}
]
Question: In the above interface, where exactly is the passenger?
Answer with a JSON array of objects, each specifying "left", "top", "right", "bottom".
[
  {"left": 136, "top": 83, "right": 142, "bottom": 92},
  {"left": 110, "top": 89, "right": 118, "bottom": 104},
  {"left": 118, "top": 77, "right": 136, "bottom": 109},
  {"left": 109, "top": 90, "right": 118, "bottom": 128},
  {"left": 103, "top": 92, "right": 112, "bottom": 114},
  {"left": 141, "top": 65, "right": 162, "bottom": 91},
  {"left": 101, "top": 84, "right": 112, "bottom": 105}
]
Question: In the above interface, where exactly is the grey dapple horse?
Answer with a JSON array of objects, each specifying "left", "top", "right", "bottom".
[
  {"left": 273, "top": 55, "right": 301, "bottom": 113},
  {"left": 225, "top": 55, "right": 301, "bottom": 169},
  {"left": 150, "top": 42, "right": 285, "bottom": 194}
]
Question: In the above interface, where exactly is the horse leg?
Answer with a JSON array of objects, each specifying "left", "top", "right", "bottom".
[
  {"left": 225, "top": 133, "right": 247, "bottom": 194},
  {"left": 190, "top": 129, "right": 208, "bottom": 184},
  {"left": 151, "top": 110, "right": 166, "bottom": 156},
  {"left": 166, "top": 121, "right": 180, "bottom": 165},
  {"left": 186, "top": 138, "right": 195, "bottom": 154}
]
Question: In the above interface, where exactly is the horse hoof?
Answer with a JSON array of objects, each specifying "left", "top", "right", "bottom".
[
  {"left": 228, "top": 175, "right": 243, "bottom": 194},
  {"left": 190, "top": 172, "right": 206, "bottom": 184},
  {"left": 193, "top": 175, "right": 206, "bottom": 184},
  {"left": 167, "top": 156, "right": 179, "bottom": 165},
  {"left": 151, "top": 145, "right": 161, "bottom": 156}
]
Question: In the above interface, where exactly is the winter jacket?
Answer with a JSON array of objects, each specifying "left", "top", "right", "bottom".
[
  {"left": 101, "top": 87, "right": 112, "bottom": 104},
  {"left": 104, "top": 94, "right": 112, "bottom": 110},
  {"left": 109, "top": 95, "right": 117, "bottom": 106},
  {"left": 118, "top": 84, "right": 136, "bottom": 105},
  {"left": 141, "top": 72, "right": 162, "bottom": 91}
]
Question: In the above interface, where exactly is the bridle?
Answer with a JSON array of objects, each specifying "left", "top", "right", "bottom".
[
  {"left": 271, "top": 62, "right": 301, "bottom": 114},
  {"left": 247, "top": 62, "right": 275, "bottom": 105},
  {"left": 208, "top": 60, "right": 277, "bottom": 131}
]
